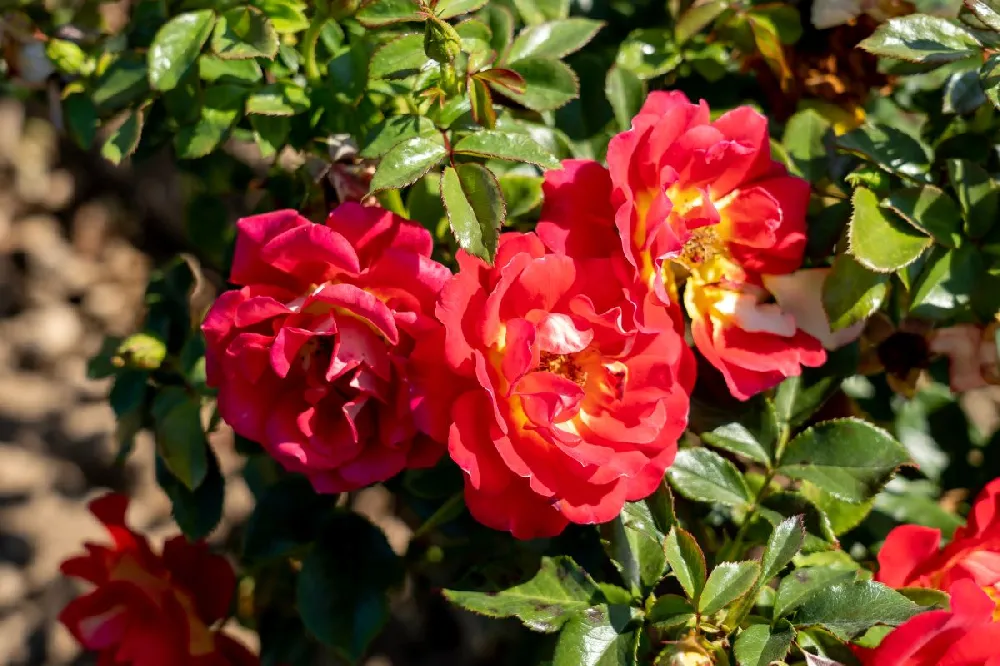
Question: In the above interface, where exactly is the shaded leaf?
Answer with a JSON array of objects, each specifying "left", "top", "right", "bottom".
[
  {"left": 174, "top": 84, "right": 246, "bottom": 159},
  {"left": 254, "top": 0, "right": 309, "bottom": 33},
  {"left": 883, "top": 186, "right": 963, "bottom": 248},
  {"left": 599, "top": 498, "right": 670, "bottom": 595},
  {"left": 250, "top": 114, "right": 290, "bottom": 158},
  {"left": 155, "top": 448, "right": 223, "bottom": 541},
  {"left": 664, "top": 527, "right": 707, "bottom": 602},
  {"left": 943, "top": 68, "right": 986, "bottom": 114},
  {"left": 700, "top": 399, "right": 778, "bottom": 465},
  {"left": 822, "top": 254, "right": 888, "bottom": 332},
  {"left": 369, "top": 135, "right": 447, "bottom": 193},
  {"left": 910, "top": 244, "right": 982, "bottom": 320},
  {"left": 212, "top": 6, "right": 278, "bottom": 60},
  {"left": 512, "top": 0, "right": 569, "bottom": 24},
  {"left": 198, "top": 54, "right": 262, "bottom": 83},
  {"left": 648, "top": 594, "right": 695, "bottom": 629},
  {"left": 616, "top": 29, "right": 682, "bottom": 80},
  {"left": 836, "top": 124, "right": 932, "bottom": 183},
  {"left": 243, "top": 474, "right": 326, "bottom": 562},
  {"left": 800, "top": 482, "right": 876, "bottom": 536},
  {"left": 552, "top": 605, "right": 640, "bottom": 666},
  {"left": 947, "top": 158, "right": 999, "bottom": 238},
  {"left": 101, "top": 107, "right": 145, "bottom": 165},
  {"left": 246, "top": 82, "right": 310, "bottom": 115},
  {"left": 370, "top": 33, "right": 428, "bottom": 79},
  {"left": 675, "top": 0, "right": 728, "bottom": 43},
  {"left": 440, "top": 163, "right": 505, "bottom": 263},
  {"left": 783, "top": 109, "right": 831, "bottom": 183},
  {"left": 148, "top": 10, "right": 216, "bottom": 91},
  {"left": 499, "top": 174, "right": 543, "bottom": 218},
  {"left": 92, "top": 55, "right": 149, "bottom": 113},
  {"left": 469, "top": 77, "right": 497, "bottom": 129},
  {"left": 605, "top": 66, "right": 646, "bottom": 133},
  {"left": 435, "top": 0, "right": 489, "bottom": 19}
]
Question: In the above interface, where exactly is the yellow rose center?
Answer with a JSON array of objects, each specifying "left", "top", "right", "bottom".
[{"left": 539, "top": 351, "right": 588, "bottom": 387}]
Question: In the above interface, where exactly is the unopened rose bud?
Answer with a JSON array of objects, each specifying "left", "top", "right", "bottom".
[{"left": 424, "top": 16, "right": 462, "bottom": 63}]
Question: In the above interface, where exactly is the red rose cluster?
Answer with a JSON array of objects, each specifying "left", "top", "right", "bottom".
[
  {"left": 855, "top": 479, "right": 1000, "bottom": 665},
  {"left": 59, "top": 494, "right": 257, "bottom": 666},
  {"left": 197, "top": 92, "right": 837, "bottom": 539}
]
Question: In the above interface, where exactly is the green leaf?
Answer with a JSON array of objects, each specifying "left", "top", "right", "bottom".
[
  {"left": 749, "top": 12, "right": 793, "bottom": 89},
  {"left": 783, "top": 109, "right": 831, "bottom": 183},
  {"left": 897, "top": 587, "right": 951, "bottom": 610},
  {"left": 947, "top": 158, "right": 999, "bottom": 238},
  {"left": 648, "top": 594, "right": 695, "bottom": 629},
  {"left": 666, "top": 448, "right": 754, "bottom": 508},
  {"left": 242, "top": 474, "right": 325, "bottom": 562},
  {"left": 512, "top": 0, "right": 569, "bottom": 24},
  {"left": 859, "top": 15, "right": 981, "bottom": 64},
  {"left": 967, "top": 0, "right": 1000, "bottom": 31},
  {"left": 822, "top": 254, "right": 888, "bottom": 332},
  {"left": 760, "top": 492, "right": 838, "bottom": 550},
  {"left": 605, "top": 66, "right": 646, "bottom": 133},
  {"left": 155, "top": 447, "right": 223, "bottom": 541},
  {"left": 148, "top": 10, "right": 216, "bottom": 91},
  {"left": 910, "top": 244, "right": 982, "bottom": 320},
  {"left": 249, "top": 114, "right": 290, "bottom": 158},
  {"left": 773, "top": 567, "right": 857, "bottom": 619},
  {"left": 46, "top": 39, "right": 90, "bottom": 76},
  {"left": 699, "top": 561, "right": 760, "bottom": 615},
  {"left": 327, "top": 41, "right": 370, "bottom": 104},
  {"left": 476, "top": 67, "right": 526, "bottom": 93},
  {"left": 773, "top": 343, "right": 860, "bottom": 432},
  {"left": 444, "top": 556, "right": 600, "bottom": 632},
  {"left": 174, "top": 84, "right": 246, "bottom": 159},
  {"left": 101, "top": 107, "right": 145, "bottom": 165},
  {"left": 151, "top": 386, "right": 208, "bottom": 490},
  {"left": 440, "top": 164, "right": 505, "bottom": 263},
  {"left": 552, "top": 605, "right": 640, "bottom": 666},
  {"left": 701, "top": 399, "right": 778, "bottom": 465},
  {"left": 497, "top": 57, "right": 579, "bottom": 111},
  {"left": 499, "top": 174, "right": 543, "bottom": 218},
  {"left": 849, "top": 187, "right": 932, "bottom": 273},
  {"left": 356, "top": 0, "right": 424, "bottom": 26},
  {"left": 482, "top": 5, "right": 515, "bottom": 59},
  {"left": 799, "top": 482, "right": 875, "bottom": 536},
  {"left": 369, "top": 33, "right": 427, "bottom": 79},
  {"left": 435, "top": 0, "right": 489, "bottom": 19},
  {"left": 733, "top": 622, "right": 795, "bottom": 666},
  {"left": 883, "top": 186, "right": 963, "bottom": 248},
  {"left": 246, "top": 81, "right": 310, "bottom": 115},
  {"left": 254, "top": 0, "right": 309, "bottom": 33},
  {"left": 369, "top": 135, "right": 447, "bottom": 194},
  {"left": 212, "top": 6, "right": 278, "bottom": 60},
  {"left": 92, "top": 55, "right": 150, "bottom": 113},
  {"left": 298, "top": 513, "right": 403, "bottom": 662},
  {"left": 675, "top": 0, "right": 728, "bottom": 43},
  {"left": 664, "top": 527, "right": 707, "bottom": 602},
  {"left": 361, "top": 115, "right": 438, "bottom": 159},
  {"left": 64, "top": 94, "right": 99, "bottom": 149},
  {"left": 761, "top": 516, "right": 806, "bottom": 584},
  {"left": 453, "top": 131, "right": 560, "bottom": 168},
  {"left": 199, "top": 54, "right": 262, "bottom": 83},
  {"left": 616, "top": 29, "right": 682, "bottom": 80},
  {"left": 469, "top": 77, "right": 497, "bottom": 129},
  {"left": 981, "top": 52, "right": 1000, "bottom": 110},
  {"left": 792, "top": 580, "right": 924, "bottom": 640},
  {"left": 599, "top": 498, "right": 670, "bottom": 596},
  {"left": 943, "top": 69, "right": 986, "bottom": 114},
  {"left": 507, "top": 19, "right": 603, "bottom": 61},
  {"left": 836, "top": 124, "right": 932, "bottom": 183},
  {"left": 777, "top": 418, "right": 910, "bottom": 504}
]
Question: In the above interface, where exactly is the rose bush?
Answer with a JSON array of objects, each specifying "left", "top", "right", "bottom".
[{"left": 59, "top": 494, "right": 256, "bottom": 666}]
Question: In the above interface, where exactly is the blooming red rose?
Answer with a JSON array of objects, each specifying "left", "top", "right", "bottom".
[
  {"left": 59, "top": 493, "right": 257, "bottom": 666},
  {"left": 436, "top": 232, "right": 694, "bottom": 539},
  {"left": 202, "top": 204, "right": 452, "bottom": 493},
  {"left": 877, "top": 479, "right": 1000, "bottom": 596},
  {"left": 537, "top": 93, "right": 848, "bottom": 400}
]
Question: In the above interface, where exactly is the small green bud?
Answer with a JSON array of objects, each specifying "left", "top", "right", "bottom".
[
  {"left": 117, "top": 332, "right": 168, "bottom": 370},
  {"left": 424, "top": 16, "right": 462, "bottom": 63},
  {"left": 845, "top": 165, "right": 891, "bottom": 193}
]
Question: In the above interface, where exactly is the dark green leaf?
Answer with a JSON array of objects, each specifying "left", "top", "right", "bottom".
[
  {"left": 616, "top": 29, "right": 682, "bottom": 80},
  {"left": 760, "top": 492, "right": 839, "bottom": 549},
  {"left": 297, "top": 513, "right": 403, "bottom": 662},
  {"left": 243, "top": 474, "right": 326, "bottom": 562},
  {"left": 212, "top": 6, "right": 278, "bottom": 59},
  {"left": 647, "top": 594, "right": 695, "bottom": 629},
  {"left": 92, "top": 55, "right": 150, "bottom": 113},
  {"left": 849, "top": 187, "right": 932, "bottom": 272},
  {"left": 148, "top": 10, "right": 216, "bottom": 91},
  {"left": 981, "top": 52, "right": 1000, "bottom": 110},
  {"left": 664, "top": 527, "right": 707, "bottom": 602},
  {"left": 250, "top": 114, "right": 290, "bottom": 158},
  {"left": 499, "top": 174, "right": 543, "bottom": 218},
  {"left": 435, "top": 0, "right": 489, "bottom": 19},
  {"left": 444, "top": 556, "right": 600, "bottom": 632},
  {"left": 773, "top": 567, "right": 857, "bottom": 619},
  {"left": 699, "top": 561, "right": 760, "bottom": 615},
  {"left": 859, "top": 15, "right": 981, "bottom": 64},
  {"left": 361, "top": 115, "right": 438, "bottom": 158},
  {"left": 943, "top": 68, "right": 986, "bottom": 114},
  {"left": 101, "top": 107, "right": 145, "bottom": 165},
  {"left": 64, "top": 94, "right": 99, "bottom": 149},
  {"left": 507, "top": 19, "right": 603, "bottom": 61},
  {"left": 947, "top": 158, "right": 999, "bottom": 238},
  {"left": 599, "top": 498, "right": 670, "bottom": 595},
  {"left": 666, "top": 448, "right": 754, "bottom": 508},
  {"left": 701, "top": 399, "right": 778, "bottom": 465},
  {"left": 246, "top": 82, "right": 310, "bottom": 115},
  {"left": 552, "top": 605, "right": 639, "bottom": 666},
  {"left": 783, "top": 109, "right": 831, "bottom": 183},
  {"left": 453, "top": 131, "right": 560, "bottom": 168},
  {"left": 761, "top": 516, "right": 806, "bottom": 583},
  {"left": 198, "top": 54, "right": 262, "bottom": 83},
  {"left": 482, "top": 5, "right": 515, "bottom": 60},
  {"left": 369, "top": 33, "right": 428, "bottom": 79},
  {"left": 151, "top": 386, "right": 208, "bottom": 490},
  {"left": 835, "top": 124, "right": 932, "bottom": 183},
  {"left": 497, "top": 57, "right": 579, "bottom": 111},
  {"left": 883, "top": 186, "right": 963, "bottom": 248},
  {"left": 369, "top": 135, "right": 447, "bottom": 193},
  {"left": 777, "top": 418, "right": 910, "bottom": 504},
  {"left": 605, "top": 66, "right": 645, "bottom": 133},
  {"left": 174, "top": 84, "right": 246, "bottom": 159},
  {"left": 440, "top": 163, "right": 505, "bottom": 263},
  {"left": 822, "top": 254, "right": 888, "bottom": 332},
  {"left": 733, "top": 622, "right": 795, "bottom": 666},
  {"left": 793, "top": 580, "right": 924, "bottom": 640},
  {"left": 109, "top": 369, "right": 148, "bottom": 416},
  {"left": 675, "top": 0, "right": 728, "bottom": 43},
  {"left": 910, "top": 244, "right": 982, "bottom": 320},
  {"left": 155, "top": 447, "right": 224, "bottom": 541},
  {"left": 406, "top": 172, "right": 447, "bottom": 231},
  {"left": 327, "top": 42, "right": 370, "bottom": 104},
  {"left": 356, "top": 0, "right": 424, "bottom": 26}
]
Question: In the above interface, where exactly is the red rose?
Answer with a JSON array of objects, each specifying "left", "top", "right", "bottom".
[
  {"left": 877, "top": 479, "right": 1000, "bottom": 595},
  {"left": 59, "top": 494, "right": 257, "bottom": 666},
  {"left": 854, "top": 580, "right": 1000, "bottom": 666},
  {"left": 202, "top": 204, "right": 452, "bottom": 493},
  {"left": 537, "top": 93, "right": 841, "bottom": 400},
  {"left": 437, "top": 232, "right": 694, "bottom": 539}
]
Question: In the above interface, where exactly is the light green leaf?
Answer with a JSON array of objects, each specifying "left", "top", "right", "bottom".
[
  {"left": 701, "top": 399, "right": 778, "bottom": 465},
  {"left": 361, "top": 115, "right": 438, "bottom": 159},
  {"left": 101, "top": 107, "right": 145, "bottom": 165},
  {"left": 356, "top": 0, "right": 424, "bottom": 26},
  {"left": 174, "top": 84, "right": 246, "bottom": 159},
  {"left": 967, "top": 0, "right": 1000, "bottom": 31},
  {"left": 253, "top": 0, "right": 309, "bottom": 33},
  {"left": 699, "top": 561, "right": 761, "bottom": 615},
  {"left": 849, "top": 186, "right": 932, "bottom": 273},
  {"left": 148, "top": 10, "right": 216, "bottom": 91},
  {"left": 947, "top": 158, "right": 999, "bottom": 238},
  {"left": 616, "top": 29, "right": 682, "bottom": 80},
  {"left": 981, "top": 52, "right": 1000, "bottom": 110},
  {"left": 605, "top": 66, "right": 646, "bottom": 132},
  {"left": 664, "top": 527, "right": 707, "bottom": 602},
  {"left": 836, "top": 124, "right": 932, "bottom": 183},
  {"left": 469, "top": 77, "right": 497, "bottom": 129},
  {"left": 783, "top": 109, "right": 831, "bottom": 183},
  {"left": 482, "top": 5, "right": 515, "bottom": 59},
  {"left": 910, "top": 244, "right": 982, "bottom": 320},
  {"left": 453, "top": 131, "right": 560, "bottom": 168},
  {"left": 369, "top": 33, "right": 428, "bottom": 79},
  {"left": 499, "top": 174, "right": 543, "bottom": 218},
  {"left": 440, "top": 164, "right": 505, "bottom": 263},
  {"left": 198, "top": 54, "right": 262, "bottom": 83},
  {"left": 666, "top": 448, "right": 754, "bottom": 508},
  {"left": 859, "top": 15, "right": 981, "bottom": 64},
  {"left": 773, "top": 345, "right": 859, "bottom": 432},
  {"left": 498, "top": 57, "right": 579, "bottom": 111},
  {"left": 435, "top": 0, "right": 489, "bottom": 19},
  {"left": 212, "top": 6, "right": 278, "bottom": 60},
  {"left": 800, "top": 482, "right": 876, "bottom": 536},
  {"left": 246, "top": 81, "right": 310, "bottom": 115},
  {"left": 675, "top": 0, "right": 728, "bottom": 43},
  {"left": 512, "top": 0, "right": 569, "bottom": 25},
  {"left": 822, "top": 253, "right": 888, "bottom": 332},
  {"left": 369, "top": 135, "right": 447, "bottom": 194},
  {"left": 733, "top": 622, "right": 795, "bottom": 666},
  {"left": 773, "top": 566, "right": 857, "bottom": 619},
  {"left": 761, "top": 516, "right": 806, "bottom": 584},
  {"left": 793, "top": 580, "right": 924, "bottom": 640},
  {"left": 443, "top": 556, "right": 600, "bottom": 632},
  {"left": 46, "top": 39, "right": 91, "bottom": 76},
  {"left": 507, "top": 19, "right": 604, "bottom": 61},
  {"left": 777, "top": 418, "right": 911, "bottom": 504},
  {"left": 883, "top": 186, "right": 963, "bottom": 247}
]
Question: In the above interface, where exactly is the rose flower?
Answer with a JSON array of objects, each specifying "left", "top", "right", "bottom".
[
  {"left": 59, "top": 493, "right": 257, "bottom": 666},
  {"left": 202, "top": 203, "right": 452, "bottom": 493},
  {"left": 437, "top": 232, "right": 694, "bottom": 539}
]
